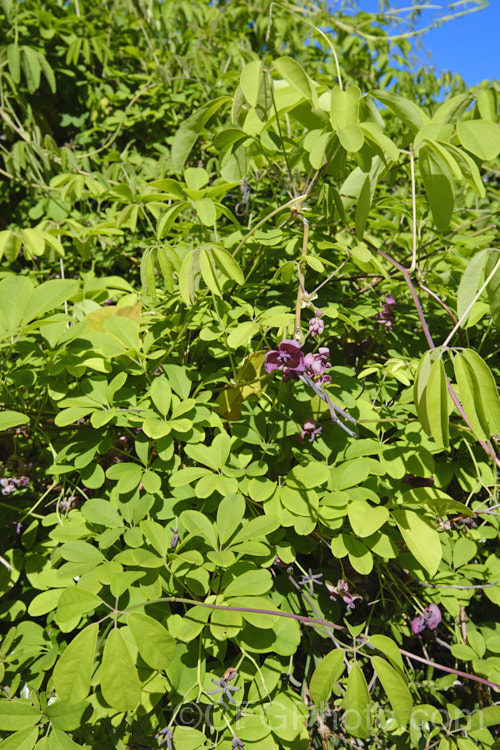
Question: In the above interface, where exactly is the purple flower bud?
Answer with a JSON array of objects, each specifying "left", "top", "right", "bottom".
[
  {"left": 232, "top": 737, "right": 245, "bottom": 750},
  {"left": 170, "top": 528, "right": 179, "bottom": 549},
  {"left": 309, "top": 317, "right": 324, "bottom": 336}
]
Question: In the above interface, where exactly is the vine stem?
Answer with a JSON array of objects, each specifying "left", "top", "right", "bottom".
[
  {"left": 294, "top": 216, "right": 309, "bottom": 340},
  {"left": 120, "top": 596, "right": 500, "bottom": 691}
]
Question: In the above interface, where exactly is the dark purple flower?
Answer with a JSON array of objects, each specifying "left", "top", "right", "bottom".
[
  {"left": 342, "top": 592, "right": 362, "bottom": 610},
  {"left": 411, "top": 604, "right": 441, "bottom": 634},
  {"left": 155, "top": 726, "right": 173, "bottom": 748},
  {"left": 232, "top": 737, "right": 245, "bottom": 750},
  {"left": 265, "top": 340, "right": 304, "bottom": 379},
  {"left": 309, "top": 317, "right": 324, "bottom": 336},
  {"left": 299, "top": 419, "right": 323, "bottom": 443},
  {"left": 299, "top": 568, "right": 323, "bottom": 596},
  {"left": 208, "top": 669, "right": 241, "bottom": 705}
]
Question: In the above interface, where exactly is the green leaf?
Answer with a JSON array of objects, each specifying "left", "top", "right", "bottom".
[
  {"left": 426, "top": 358, "right": 449, "bottom": 449},
  {"left": 348, "top": 500, "right": 389, "bottom": 538},
  {"left": 476, "top": 86, "right": 498, "bottom": 121},
  {"left": 371, "top": 90, "right": 428, "bottom": 133},
  {"left": 55, "top": 587, "right": 101, "bottom": 624},
  {"left": 344, "top": 663, "right": 371, "bottom": 738},
  {"left": 371, "top": 656, "right": 413, "bottom": 726},
  {"left": 0, "top": 410, "right": 29, "bottom": 431},
  {"left": 460, "top": 349, "right": 500, "bottom": 436},
  {"left": 211, "top": 246, "right": 245, "bottom": 284},
  {"left": 100, "top": 628, "right": 141, "bottom": 712},
  {"left": 53, "top": 624, "right": 98, "bottom": 703},
  {"left": 309, "top": 649, "right": 345, "bottom": 705},
  {"left": 24, "top": 280, "right": 78, "bottom": 324},
  {"left": 0, "top": 275, "right": 34, "bottom": 336},
  {"left": 48, "top": 727, "right": 85, "bottom": 750},
  {"left": 457, "top": 119, "right": 500, "bottom": 161},
  {"left": 355, "top": 174, "right": 371, "bottom": 239},
  {"left": 453, "top": 352, "right": 491, "bottom": 441},
  {"left": 150, "top": 375, "right": 172, "bottom": 417},
  {"left": 45, "top": 701, "right": 88, "bottom": 731},
  {"left": 199, "top": 249, "right": 222, "bottom": 296},
  {"left": 229, "top": 515, "right": 280, "bottom": 545},
  {"left": 391, "top": 509, "right": 442, "bottom": 576},
  {"left": 368, "top": 635, "right": 405, "bottom": 673},
  {"left": 171, "top": 97, "right": 230, "bottom": 173},
  {"left": 419, "top": 145, "right": 454, "bottom": 232},
  {"left": 485, "top": 250, "right": 500, "bottom": 325},
  {"left": 457, "top": 249, "right": 488, "bottom": 323},
  {"left": 217, "top": 493, "right": 245, "bottom": 545},
  {"left": 128, "top": 613, "right": 176, "bottom": 669},
  {"left": 223, "top": 569, "right": 273, "bottom": 597},
  {"left": 0, "top": 701, "right": 42, "bottom": 731},
  {"left": 240, "top": 60, "right": 263, "bottom": 108},
  {"left": 0, "top": 727, "right": 38, "bottom": 750},
  {"left": 194, "top": 197, "right": 216, "bottom": 227},
  {"left": 274, "top": 57, "right": 316, "bottom": 104}
]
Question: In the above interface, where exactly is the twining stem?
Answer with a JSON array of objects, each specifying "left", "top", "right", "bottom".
[
  {"left": 408, "top": 145, "right": 417, "bottom": 274},
  {"left": 294, "top": 216, "right": 309, "bottom": 340},
  {"left": 118, "top": 596, "right": 500, "bottom": 691}
]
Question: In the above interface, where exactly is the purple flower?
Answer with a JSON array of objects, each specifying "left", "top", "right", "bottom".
[
  {"left": 208, "top": 669, "right": 241, "bottom": 705},
  {"left": 299, "top": 568, "right": 323, "bottom": 596},
  {"left": 411, "top": 604, "right": 441, "bottom": 634},
  {"left": 299, "top": 420, "right": 323, "bottom": 443},
  {"left": 232, "top": 737, "right": 245, "bottom": 750},
  {"left": 265, "top": 340, "right": 305, "bottom": 380},
  {"left": 155, "top": 726, "right": 173, "bottom": 748},
  {"left": 304, "top": 347, "right": 331, "bottom": 385},
  {"left": 326, "top": 579, "right": 361, "bottom": 609},
  {"left": 375, "top": 295, "right": 397, "bottom": 329},
  {"left": 309, "top": 317, "right": 324, "bottom": 336}
]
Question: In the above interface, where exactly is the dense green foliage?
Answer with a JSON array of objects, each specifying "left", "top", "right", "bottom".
[{"left": 0, "top": 0, "right": 499, "bottom": 748}]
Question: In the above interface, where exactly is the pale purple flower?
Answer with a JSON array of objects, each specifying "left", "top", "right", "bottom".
[
  {"left": 155, "top": 726, "right": 173, "bottom": 748},
  {"left": 299, "top": 420, "right": 323, "bottom": 443},
  {"left": 304, "top": 347, "right": 331, "bottom": 385},
  {"left": 411, "top": 604, "right": 441, "bottom": 634},
  {"left": 299, "top": 568, "right": 323, "bottom": 596},
  {"left": 232, "top": 737, "right": 245, "bottom": 750},
  {"left": 208, "top": 669, "right": 240, "bottom": 705},
  {"left": 326, "top": 579, "right": 361, "bottom": 609},
  {"left": 375, "top": 295, "right": 397, "bottom": 329},
  {"left": 265, "top": 340, "right": 304, "bottom": 380}
]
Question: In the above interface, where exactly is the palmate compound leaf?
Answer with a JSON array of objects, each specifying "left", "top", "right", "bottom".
[
  {"left": 100, "top": 628, "right": 141, "bottom": 712},
  {"left": 309, "top": 649, "right": 345, "bottom": 706},
  {"left": 53, "top": 623, "right": 98, "bottom": 703},
  {"left": 127, "top": 613, "right": 176, "bottom": 670},
  {"left": 371, "top": 656, "right": 413, "bottom": 727}
]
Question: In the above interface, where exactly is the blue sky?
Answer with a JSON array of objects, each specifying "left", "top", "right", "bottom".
[{"left": 347, "top": 1, "right": 499, "bottom": 87}]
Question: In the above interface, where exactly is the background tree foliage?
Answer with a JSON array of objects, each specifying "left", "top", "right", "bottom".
[{"left": 0, "top": 0, "right": 499, "bottom": 749}]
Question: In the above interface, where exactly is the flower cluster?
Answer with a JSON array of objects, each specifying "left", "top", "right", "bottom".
[
  {"left": 326, "top": 579, "right": 362, "bottom": 610},
  {"left": 410, "top": 604, "right": 441, "bottom": 634},
  {"left": 1, "top": 476, "right": 30, "bottom": 495},
  {"left": 265, "top": 340, "right": 332, "bottom": 385},
  {"left": 309, "top": 310, "right": 324, "bottom": 336}
]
